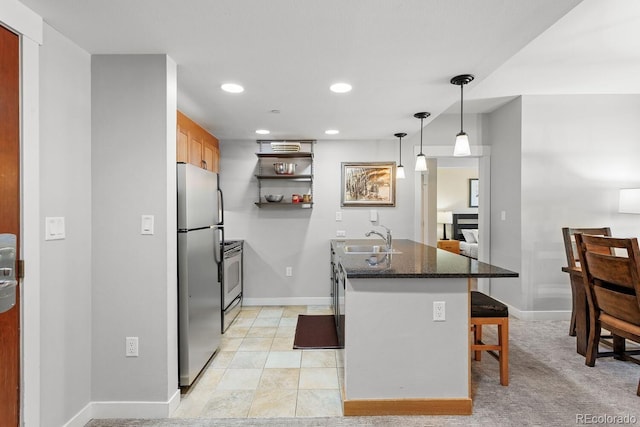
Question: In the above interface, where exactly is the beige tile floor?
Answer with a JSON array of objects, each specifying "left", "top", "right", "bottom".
[{"left": 171, "top": 305, "right": 344, "bottom": 419}]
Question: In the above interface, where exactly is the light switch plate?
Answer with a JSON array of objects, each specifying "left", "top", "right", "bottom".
[
  {"left": 141, "top": 215, "right": 154, "bottom": 235},
  {"left": 45, "top": 217, "right": 66, "bottom": 240},
  {"left": 369, "top": 210, "right": 378, "bottom": 222}
]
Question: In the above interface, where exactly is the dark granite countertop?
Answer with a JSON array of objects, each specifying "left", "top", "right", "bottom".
[{"left": 331, "top": 239, "right": 519, "bottom": 279}]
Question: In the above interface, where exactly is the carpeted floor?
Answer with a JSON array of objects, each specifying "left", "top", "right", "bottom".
[{"left": 86, "top": 317, "right": 640, "bottom": 427}]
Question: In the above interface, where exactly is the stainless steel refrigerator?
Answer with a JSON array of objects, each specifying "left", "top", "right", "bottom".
[{"left": 177, "top": 163, "right": 222, "bottom": 387}]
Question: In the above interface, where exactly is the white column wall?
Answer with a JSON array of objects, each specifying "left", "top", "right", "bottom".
[
  {"left": 91, "top": 55, "right": 178, "bottom": 408},
  {"left": 39, "top": 24, "right": 92, "bottom": 427},
  {"left": 486, "top": 98, "right": 523, "bottom": 309}
]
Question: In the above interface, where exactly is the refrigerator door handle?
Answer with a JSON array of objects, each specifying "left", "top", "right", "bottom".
[
  {"left": 217, "top": 188, "right": 224, "bottom": 226},
  {"left": 214, "top": 227, "right": 222, "bottom": 265}
]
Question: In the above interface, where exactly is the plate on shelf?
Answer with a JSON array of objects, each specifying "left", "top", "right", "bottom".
[{"left": 270, "top": 142, "right": 300, "bottom": 152}]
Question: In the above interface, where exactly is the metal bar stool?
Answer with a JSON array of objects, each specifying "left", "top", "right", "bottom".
[{"left": 470, "top": 291, "right": 509, "bottom": 386}]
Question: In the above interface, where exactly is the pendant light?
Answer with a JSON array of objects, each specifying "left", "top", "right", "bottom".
[
  {"left": 394, "top": 132, "right": 407, "bottom": 179},
  {"left": 414, "top": 112, "right": 430, "bottom": 171},
  {"left": 450, "top": 74, "right": 474, "bottom": 157}
]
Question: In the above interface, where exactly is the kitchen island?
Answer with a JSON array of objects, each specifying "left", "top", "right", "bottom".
[{"left": 330, "top": 239, "right": 518, "bottom": 416}]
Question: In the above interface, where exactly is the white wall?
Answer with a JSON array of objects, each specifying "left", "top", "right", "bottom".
[
  {"left": 219, "top": 139, "right": 416, "bottom": 304},
  {"left": 38, "top": 24, "right": 92, "bottom": 426},
  {"left": 486, "top": 94, "right": 640, "bottom": 317},
  {"left": 520, "top": 94, "right": 640, "bottom": 313},
  {"left": 436, "top": 167, "right": 479, "bottom": 240},
  {"left": 91, "top": 55, "right": 178, "bottom": 406},
  {"left": 437, "top": 167, "right": 479, "bottom": 213}
]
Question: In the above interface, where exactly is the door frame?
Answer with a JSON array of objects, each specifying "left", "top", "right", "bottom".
[
  {"left": 1, "top": 5, "right": 43, "bottom": 426},
  {"left": 413, "top": 145, "right": 492, "bottom": 293}
]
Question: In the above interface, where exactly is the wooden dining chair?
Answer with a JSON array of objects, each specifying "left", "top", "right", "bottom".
[
  {"left": 574, "top": 233, "right": 640, "bottom": 396},
  {"left": 562, "top": 227, "right": 612, "bottom": 337}
]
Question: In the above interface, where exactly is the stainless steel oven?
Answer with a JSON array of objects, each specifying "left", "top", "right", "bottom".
[{"left": 222, "top": 240, "right": 243, "bottom": 332}]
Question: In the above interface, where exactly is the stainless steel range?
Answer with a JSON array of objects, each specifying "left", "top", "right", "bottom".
[{"left": 221, "top": 239, "right": 243, "bottom": 332}]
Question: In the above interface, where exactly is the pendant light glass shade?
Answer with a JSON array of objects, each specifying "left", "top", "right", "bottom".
[
  {"left": 450, "top": 74, "right": 474, "bottom": 157},
  {"left": 394, "top": 132, "right": 407, "bottom": 179},
  {"left": 413, "top": 112, "right": 430, "bottom": 172},
  {"left": 454, "top": 132, "right": 471, "bottom": 157}
]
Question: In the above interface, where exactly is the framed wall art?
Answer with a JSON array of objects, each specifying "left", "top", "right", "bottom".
[
  {"left": 341, "top": 162, "right": 396, "bottom": 207},
  {"left": 469, "top": 178, "right": 479, "bottom": 208}
]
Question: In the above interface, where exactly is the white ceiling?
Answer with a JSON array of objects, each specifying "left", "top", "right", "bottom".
[
  {"left": 451, "top": 0, "right": 640, "bottom": 113},
  {"left": 20, "top": 0, "right": 631, "bottom": 141}
]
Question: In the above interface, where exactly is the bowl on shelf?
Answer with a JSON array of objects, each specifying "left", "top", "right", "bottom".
[
  {"left": 273, "top": 162, "right": 296, "bottom": 175},
  {"left": 265, "top": 194, "right": 284, "bottom": 203}
]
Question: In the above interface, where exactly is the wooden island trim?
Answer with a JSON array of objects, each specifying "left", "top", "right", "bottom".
[{"left": 343, "top": 397, "right": 472, "bottom": 416}]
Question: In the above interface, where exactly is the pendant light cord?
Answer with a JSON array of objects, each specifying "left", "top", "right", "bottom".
[
  {"left": 399, "top": 136, "right": 402, "bottom": 164},
  {"left": 419, "top": 118, "right": 424, "bottom": 154},
  {"left": 460, "top": 83, "right": 464, "bottom": 133}
]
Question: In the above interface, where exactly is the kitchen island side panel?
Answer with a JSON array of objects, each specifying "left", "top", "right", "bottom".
[{"left": 344, "top": 277, "right": 469, "bottom": 400}]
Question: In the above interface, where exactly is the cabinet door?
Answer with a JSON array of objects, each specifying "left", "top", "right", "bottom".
[
  {"left": 203, "top": 136, "right": 215, "bottom": 172},
  {"left": 203, "top": 134, "right": 219, "bottom": 173},
  {"left": 189, "top": 133, "right": 203, "bottom": 168},
  {"left": 178, "top": 110, "right": 220, "bottom": 171},
  {"left": 176, "top": 125, "right": 189, "bottom": 163}
]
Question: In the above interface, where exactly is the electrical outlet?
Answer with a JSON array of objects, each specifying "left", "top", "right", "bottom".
[
  {"left": 433, "top": 301, "right": 446, "bottom": 321},
  {"left": 336, "top": 230, "right": 346, "bottom": 237},
  {"left": 286, "top": 266, "right": 293, "bottom": 277},
  {"left": 126, "top": 337, "right": 139, "bottom": 357},
  {"left": 335, "top": 211, "right": 342, "bottom": 221}
]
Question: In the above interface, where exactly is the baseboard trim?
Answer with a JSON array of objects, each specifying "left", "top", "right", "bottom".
[
  {"left": 63, "top": 402, "right": 92, "bottom": 427},
  {"left": 243, "top": 296, "right": 332, "bottom": 306},
  {"left": 507, "top": 304, "right": 571, "bottom": 321},
  {"left": 244, "top": 297, "right": 570, "bottom": 321},
  {"left": 63, "top": 389, "right": 181, "bottom": 426},
  {"left": 343, "top": 397, "right": 472, "bottom": 416}
]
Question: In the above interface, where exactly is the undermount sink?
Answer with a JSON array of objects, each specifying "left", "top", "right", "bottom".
[{"left": 343, "top": 245, "right": 401, "bottom": 254}]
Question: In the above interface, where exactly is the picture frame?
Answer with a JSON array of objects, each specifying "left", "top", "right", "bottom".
[
  {"left": 469, "top": 178, "right": 479, "bottom": 208},
  {"left": 341, "top": 162, "right": 396, "bottom": 207}
]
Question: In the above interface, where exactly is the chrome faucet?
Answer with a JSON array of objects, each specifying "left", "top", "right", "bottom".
[{"left": 365, "top": 225, "right": 392, "bottom": 249}]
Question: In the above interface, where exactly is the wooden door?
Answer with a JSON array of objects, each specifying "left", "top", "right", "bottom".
[{"left": 0, "top": 24, "right": 21, "bottom": 426}]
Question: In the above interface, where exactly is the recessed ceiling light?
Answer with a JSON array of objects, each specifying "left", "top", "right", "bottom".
[
  {"left": 325, "top": 129, "right": 339, "bottom": 135},
  {"left": 330, "top": 83, "right": 352, "bottom": 93},
  {"left": 255, "top": 129, "right": 270, "bottom": 135},
  {"left": 221, "top": 83, "right": 244, "bottom": 93}
]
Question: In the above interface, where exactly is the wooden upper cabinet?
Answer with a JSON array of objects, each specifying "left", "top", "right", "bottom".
[
  {"left": 177, "top": 110, "right": 220, "bottom": 173},
  {"left": 177, "top": 125, "right": 189, "bottom": 163},
  {"left": 189, "top": 132, "right": 203, "bottom": 168}
]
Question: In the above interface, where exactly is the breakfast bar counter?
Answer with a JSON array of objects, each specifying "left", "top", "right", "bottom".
[
  {"left": 330, "top": 239, "right": 518, "bottom": 416},
  {"left": 333, "top": 239, "right": 517, "bottom": 279}
]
